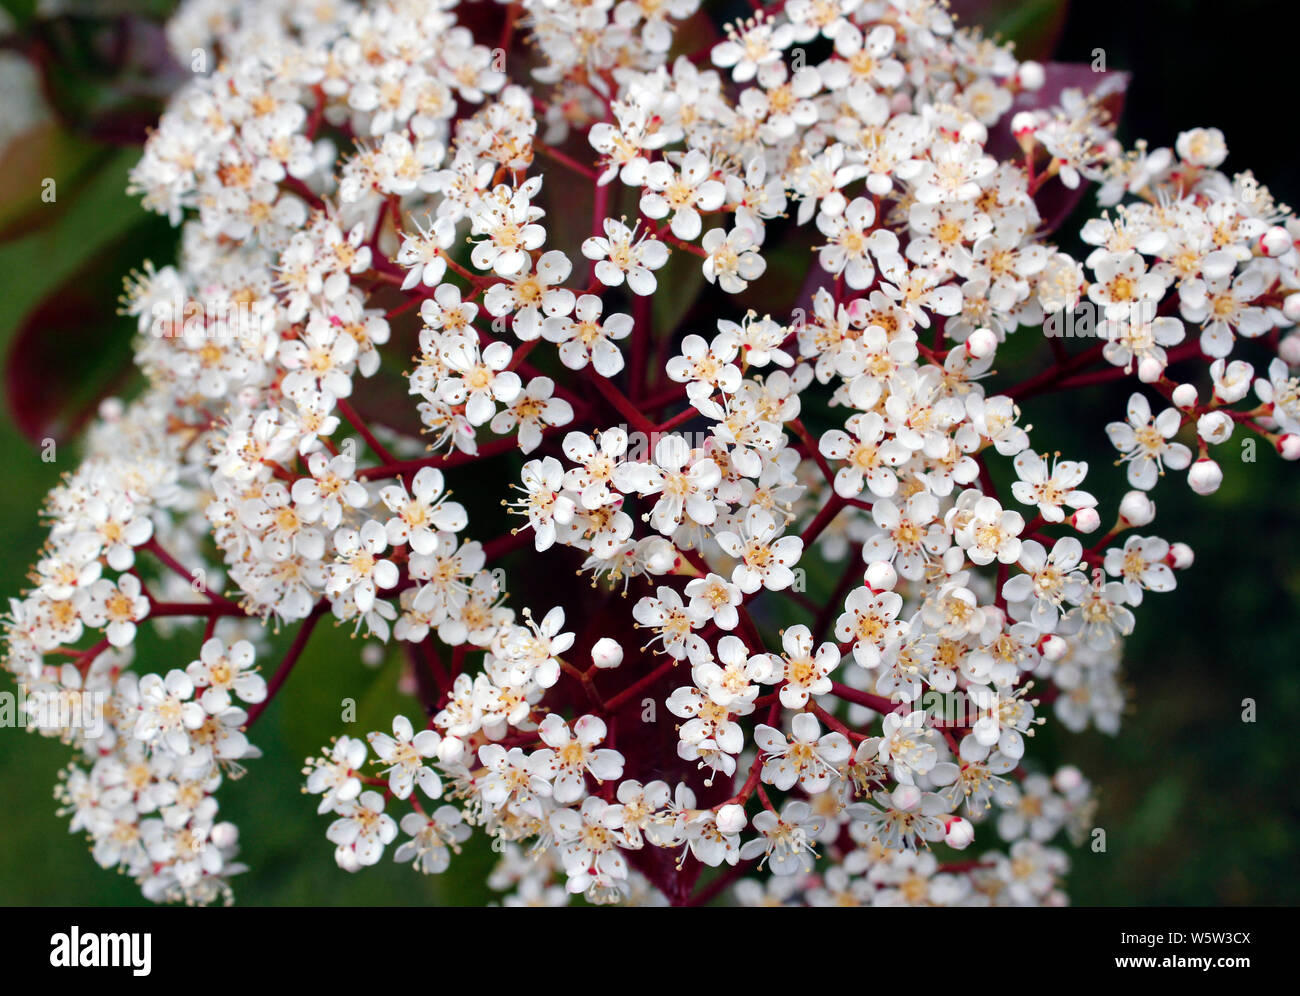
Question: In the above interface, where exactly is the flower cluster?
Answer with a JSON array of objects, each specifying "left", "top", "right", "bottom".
[{"left": 6, "top": 0, "right": 1299, "bottom": 906}]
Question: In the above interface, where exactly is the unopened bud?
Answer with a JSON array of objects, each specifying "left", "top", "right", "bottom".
[
  {"left": 1016, "top": 61, "right": 1046, "bottom": 91},
  {"left": 437, "top": 736, "right": 464, "bottom": 764},
  {"left": 1171, "top": 382, "right": 1198, "bottom": 408},
  {"left": 959, "top": 120, "right": 987, "bottom": 146},
  {"left": 891, "top": 784, "right": 922, "bottom": 812},
  {"left": 1188, "top": 458, "right": 1223, "bottom": 495},
  {"left": 865, "top": 560, "right": 898, "bottom": 592},
  {"left": 1279, "top": 333, "right": 1300, "bottom": 366},
  {"left": 1118, "top": 490, "right": 1156, "bottom": 527},
  {"left": 867, "top": 172, "right": 893, "bottom": 196},
  {"left": 1053, "top": 765, "right": 1086, "bottom": 794},
  {"left": 966, "top": 327, "right": 997, "bottom": 360},
  {"left": 644, "top": 539, "right": 677, "bottom": 574},
  {"left": 1284, "top": 295, "right": 1300, "bottom": 326},
  {"left": 590, "top": 637, "right": 623, "bottom": 669},
  {"left": 1011, "top": 111, "right": 1039, "bottom": 138},
  {"left": 1041, "top": 634, "right": 1068, "bottom": 662},
  {"left": 1278, "top": 434, "right": 1300, "bottom": 461},
  {"left": 716, "top": 803, "right": 747, "bottom": 834},
  {"left": 211, "top": 822, "right": 239, "bottom": 849},
  {"left": 944, "top": 815, "right": 975, "bottom": 850},
  {"left": 1260, "top": 226, "right": 1293, "bottom": 257},
  {"left": 1137, "top": 356, "right": 1165, "bottom": 383},
  {"left": 1168, "top": 541, "right": 1194, "bottom": 569},
  {"left": 1070, "top": 507, "right": 1101, "bottom": 533}
]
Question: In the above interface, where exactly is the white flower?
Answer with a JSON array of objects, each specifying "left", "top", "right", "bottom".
[
  {"left": 701, "top": 226, "right": 767, "bottom": 293},
  {"left": 640, "top": 149, "right": 726, "bottom": 241},
  {"left": 490, "top": 376, "right": 575, "bottom": 453},
  {"left": 714, "top": 507, "right": 804, "bottom": 594},
  {"left": 367, "top": 715, "right": 443, "bottom": 800},
  {"left": 327, "top": 520, "right": 399, "bottom": 613},
  {"left": 766, "top": 624, "right": 842, "bottom": 709},
  {"left": 77, "top": 575, "right": 149, "bottom": 648},
  {"left": 1010, "top": 451, "right": 1096, "bottom": 523},
  {"left": 437, "top": 337, "right": 521, "bottom": 426},
  {"left": 541, "top": 294, "right": 632, "bottom": 376},
  {"left": 394, "top": 806, "right": 471, "bottom": 874},
  {"left": 379, "top": 467, "right": 468, "bottom": 555},
  {"left": 739, "top": 800, "right": 825, "bottom": 876},
  {"left": 186, "top": 638, "right": 265, "bottom": 714},
  {"left": 530, "top": 714, "right": 625, "bottom": 804},
  {"left": 582, "top": 218, "right": 669, "bottom": 295},
  {"left": 509, "top": 455, "right": 576, "bottom": 550},
  {"left": 755, "top": 712, "right": 851, "bottom": 791},
  {"left": 328, "top": 790, "right": 397, "bottom": 870},
  {"left": 135, "top": 669, "right": 204, "bottom": 753},
  {"left": 1105, "top": 393, "right": 1192, "bottom": 490}
]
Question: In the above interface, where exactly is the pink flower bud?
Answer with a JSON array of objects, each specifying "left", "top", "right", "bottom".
[
  {"left": 1278, "top": 434, "right": 1300, "bottom": 461},
  {"left": 1053, "top": 765, "right": 1085, "bottom": 794},
  {"left": 1279, "top": 333, "right": 1300, "bottom": 365},
  {"left": 1260, "top": 226, "right": 1292, "bottom": 257},
  {"left": 1011, "top": 111, "right": 1039, "bottom": 137},
  {"left": 966, "top": 327, "right": 997, "bottom": 360},
  {"left": 1168, "top": 542, "right": 1194, "bottom": 569},
  {"left": 1284, "top": 295, "right": 1300, "bottom": 325},
  {"left": 944, "top": 816, "right": 975, "bottom": 850},
  {"left": 1070, "top": 507, "right": 1101, "bottom": 533},
  {"left": 1041, "top": 634, "right": 1068, "bottom": 661}
]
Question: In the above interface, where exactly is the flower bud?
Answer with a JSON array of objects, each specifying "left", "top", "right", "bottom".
[
  {"left": 716, "top": 804, "right": 747, "bottom": 834},
  {"left": 867, "top": 172, "right": 893, "bottom": 196},
  {"left": 435, "top": 737, "right": 463, "bottom": 764},
  {"left": 942, "top": 546, "right": 966, "bottom": 574},
  {"left": 1196, "top": 411, "right": 1233, "bottom": 444},
  {"left": 1171, "top": 382, "right": 1198, "bottom": 408},
  {"left": 1284, "top": 295, "right": 1300, "bottom": 325},
  {"left": 1011, "top": 111, "right": 1039, "bottom": 138},
  {"left": 1278, "top": 434, "right": 1300, "bottom": 461},
  {"left": 1070, "top": 507, "right": 1101, "bottom": 533},
  {"left": 891, "top": 784, "right": 922, "bottom": 812},
  {"left": 1053, "top": 765, "right": 1085, "bottom": 794},
  {"left": 1168, "top": 542, "right": 1194, "bottom": 569},
  {"left": 944, "top": 815, "right": 975, "bottom": 850},
  {"left": 1137, "top": 356, "right": 1164, "bottom": 383},
  {"left": 864, "top": 560, "right": 898, "bottom": 592},
  {"left": 1041, "top": 634, "right": 1068, "bottom": 662},
  {"left": 959, "top": 121, "right": 987, "bottom": 146},
  {"left": 1016, "top": 61, "right": 1046, "bottom": 91},
  {"left": 966, "top": 327, "right": 997, "bottom": 360},
  {"left": 1118, "top": 489, "right": 1156, "bottom": 526},
  {"left": 212, "top": 821, "right": 240, "bottom": 849},
  {"left": 590, "top": 637, "right": 623, "bottom": 669},
  {"left": 1260, "top": 226, "right": 1293, "bottom": 257},
  {"left": 1279, "top": 332, "right": 1300, "bottom": 366},
  {"left": 1188, "top": 458, "right": 1223, "bottom": 495},
  {"left": 644, "top": 539, "right": 677, "bottom": 574}
]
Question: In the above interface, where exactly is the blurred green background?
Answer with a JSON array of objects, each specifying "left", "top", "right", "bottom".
[{"left": 0, "top": 0, "right": 1296, "bottom": 906}]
